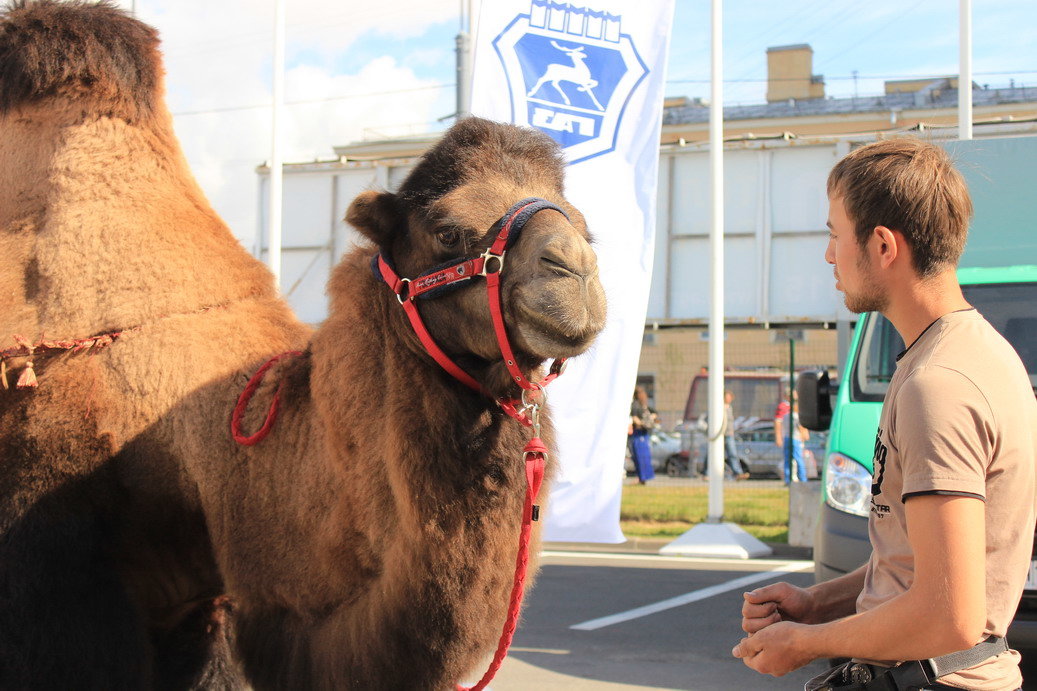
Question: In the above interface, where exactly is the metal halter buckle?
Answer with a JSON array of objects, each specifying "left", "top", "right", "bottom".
[
  {"left": 521, "top": 387, "right": 546, "bottom": 437},
  {"left": 395, "top": 277, "right": 411, "bottom": 304},
  {"left": 479, "top": 248, "right": 505, "bottom": 276}
]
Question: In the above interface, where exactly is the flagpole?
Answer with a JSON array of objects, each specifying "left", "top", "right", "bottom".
[
  {"left": 958, "top": 0, "right": 972, "bottom": 140},
  {"left": 660, "top": 0, "right": 769, "bottom": 559},
  {"left": 706, "top": 0, "right": 725, "bottom": 522},
  {"left": 267, "top": 0, "right": 286, "bottom": 288},
  {"left": 455, "top": 0, "right": 472, "bottom": 119}
]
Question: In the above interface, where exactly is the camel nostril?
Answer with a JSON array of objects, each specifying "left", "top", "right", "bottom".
[{"left": 540, "top": 254, "right": 579, "bottom": 277}]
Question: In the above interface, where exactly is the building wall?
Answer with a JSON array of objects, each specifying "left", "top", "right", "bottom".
[
  {"left": 268, "top": 125, "right": 1037, "bottom": 425},
  {"left": 885, "top": 77, "right": 960, "bottom": 94},
  {"left": 650, "top": 139, "right": 848, "bottom": 324},
  {"left": 661, "top": 101, "right": 1037, "bottom": 145}
]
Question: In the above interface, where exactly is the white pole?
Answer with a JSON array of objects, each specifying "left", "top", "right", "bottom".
[
  {"left": 455, "top": 0, "right": 472, "bottom": 119},
  {"left": 707, "top": 0, "right": 725, "bottom": 522},
  {"left": 958, "top": 0, "right": 972, "bottom": 140},
  {"left": 267, "top": 0, "right": 286, "bottom": 288},
  {"left": 465, "top": 0, "right": 474, "bottom": 114}
]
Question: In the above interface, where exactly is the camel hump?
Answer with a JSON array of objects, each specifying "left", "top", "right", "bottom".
[{"left": 0, "top": 0, "right": 161, "bottom": 121}]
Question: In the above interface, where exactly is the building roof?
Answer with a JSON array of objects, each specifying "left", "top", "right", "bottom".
[
  {"left": 766, "top": 43, "right": 812, "bottom": 53},
  {"left": 663, "top": 83, "right": 1037, "bottom": 125}
]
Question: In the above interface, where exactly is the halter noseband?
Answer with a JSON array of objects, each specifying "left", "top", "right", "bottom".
[{"left": 372, "top": 197, "right": 569, "bottom": 426}]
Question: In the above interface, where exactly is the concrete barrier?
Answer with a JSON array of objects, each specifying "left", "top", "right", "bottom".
[{"left": 789, "top": 480, "right": 822, "bottom": 550}]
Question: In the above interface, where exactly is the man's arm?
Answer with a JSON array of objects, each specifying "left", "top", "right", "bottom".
[{"left": 734, "top": 494, "right": 986, "bottom": 675}]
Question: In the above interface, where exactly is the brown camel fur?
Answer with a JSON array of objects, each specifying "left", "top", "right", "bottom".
[{"left": 0, "top": 1, "right": 606, "bottom": 689}]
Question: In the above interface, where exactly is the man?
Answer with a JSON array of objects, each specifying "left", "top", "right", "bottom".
[
  {"left": 722, "top": 390, "right": 749, "bottom": 480},
  {"left": 775, "top": 392, "right": 809, "bottom": 483},
  {"left": 732, "top": 138, "right": 1036, "bottom": 690}
]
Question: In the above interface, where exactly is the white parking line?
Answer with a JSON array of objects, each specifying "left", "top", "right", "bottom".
[
  {"left": 569, "top": 564, "right": 810, "bottom": 631},
  {"left": 542, "top": 550, "right": 813, "bottom": 569}
]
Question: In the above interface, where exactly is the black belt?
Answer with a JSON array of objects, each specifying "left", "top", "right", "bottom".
[{"left": 806, "top": 636, "right": 1009, "bottom": 691}]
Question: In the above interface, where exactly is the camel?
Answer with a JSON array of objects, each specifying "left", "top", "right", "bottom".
[{"left": 0, "top": 2, "right": 606, "bottom": 689}]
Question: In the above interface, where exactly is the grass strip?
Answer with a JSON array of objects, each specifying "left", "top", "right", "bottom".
[{"left": 620, "top": 484, "right": 790, "bottom": 542}]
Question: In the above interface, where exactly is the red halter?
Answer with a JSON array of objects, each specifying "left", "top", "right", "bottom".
[{"left": 372, "top": 197, "right": 569, "bottom": 426}]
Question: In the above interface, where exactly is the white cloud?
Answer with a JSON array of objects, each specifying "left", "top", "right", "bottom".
[{"left": 130, "top": 1, "right": 461, "bottom": 247}]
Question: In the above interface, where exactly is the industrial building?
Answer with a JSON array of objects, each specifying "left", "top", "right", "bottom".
[{"left": 261, "top": 44, "right": 1037, "bottom": 425}]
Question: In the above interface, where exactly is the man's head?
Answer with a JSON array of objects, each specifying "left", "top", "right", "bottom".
[
  {"left": 724, "top": 390, "right": 734, "bottom": 404},
  {"left": 825, "top": 138, "right": 973, "bottom": 312}
]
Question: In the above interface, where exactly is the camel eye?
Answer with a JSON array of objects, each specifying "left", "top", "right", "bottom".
[{"left": 436, "top": 228, "right": 462, "bottom": 248}]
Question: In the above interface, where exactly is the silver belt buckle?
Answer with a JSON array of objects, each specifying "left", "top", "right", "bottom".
[{"left": 848, "top": 663, "right": 874, "bottom": 684}]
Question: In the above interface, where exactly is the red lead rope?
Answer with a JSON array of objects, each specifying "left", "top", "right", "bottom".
[
  {"left": 457, "top": 436, "right": 546, "bottom": 691},
  {"left": 230, "top": 351, "right": 304, "bottom": 445}
]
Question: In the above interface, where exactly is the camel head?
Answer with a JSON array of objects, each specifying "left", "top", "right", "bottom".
[{"left": 347, "top": 117, "right": 606, "bottom": 394}]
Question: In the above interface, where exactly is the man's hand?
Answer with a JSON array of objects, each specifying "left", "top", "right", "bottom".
[
  {"left": 741, "top": 581, "right": 816, "bottom": 633},
  {"left": 732, "top": 621, "right": 815, "bottom": 676}
]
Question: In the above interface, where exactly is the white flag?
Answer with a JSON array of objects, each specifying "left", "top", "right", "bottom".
[{"left": 471, "top": 0, "right": 675, "bottom": 542}]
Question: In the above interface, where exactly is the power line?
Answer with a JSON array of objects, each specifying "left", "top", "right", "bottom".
[
  {"left": 818, "top": 0, "right": 929, "bottom": 67},
  {"left": 171, "top": 83, "right": 453, "bottom": 117}
]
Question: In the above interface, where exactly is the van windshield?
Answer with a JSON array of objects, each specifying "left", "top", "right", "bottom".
[{"left": 851, "top": 281, "right": 1037, "bottom": 402}]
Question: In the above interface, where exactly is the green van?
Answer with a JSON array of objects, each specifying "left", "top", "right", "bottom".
[{"left": 801, "top": 264, "right": 1037, "bottom": 645}]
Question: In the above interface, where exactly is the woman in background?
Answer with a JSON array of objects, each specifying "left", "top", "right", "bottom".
[{"left": 628, "top": 386, "right": 657, "bottom": 484}]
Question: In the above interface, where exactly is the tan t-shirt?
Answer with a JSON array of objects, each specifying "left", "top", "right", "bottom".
[{"left": 857, "top": 309, "right": 1037, "bottom": 691}]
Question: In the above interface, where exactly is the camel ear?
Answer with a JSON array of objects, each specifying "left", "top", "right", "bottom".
[{"left": 346, "top": 190, "right": 402, "bottom": 248}]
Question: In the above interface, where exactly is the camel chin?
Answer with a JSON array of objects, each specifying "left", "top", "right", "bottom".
[{"left": 512, "top": 273, "right": 606, "bottom": 359}]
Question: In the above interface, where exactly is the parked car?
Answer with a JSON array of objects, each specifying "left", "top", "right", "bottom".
[
  {"left": 681, "top": 420, "right": 825, "bottom": 479},
  {"left": 624, "top": 429, "right": 683, "bottom": 476},
  {"left": 674, "top": 371, "right": 790, "bottom": 477},
  {"left": 732, "top": 421, "right": 823, "bottom": 479}
]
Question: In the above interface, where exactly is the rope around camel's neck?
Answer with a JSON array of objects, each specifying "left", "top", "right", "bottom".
[{"left": 0, "top": 302, "right": 229, "bottom": 390}]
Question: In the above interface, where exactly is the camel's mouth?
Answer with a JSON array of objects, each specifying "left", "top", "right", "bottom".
[{"left": 510, "top": 271, "right": 606, "bottom": 359}]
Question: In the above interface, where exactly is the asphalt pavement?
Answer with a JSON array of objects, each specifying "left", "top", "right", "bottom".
[
  {"left": 470, "top": 529, "right": 1037, "bottom": 690},
  {"left": 473, "top": 541, "right": 829, "bottom": 691}
]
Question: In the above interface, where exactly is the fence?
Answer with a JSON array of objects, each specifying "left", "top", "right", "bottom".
[{"left": 622, "top": 324, "right": 839, "bottom": 546}]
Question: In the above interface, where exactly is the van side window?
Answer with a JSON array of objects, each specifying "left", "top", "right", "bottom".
[
  {"left": 963, "top": 282, "right": 1037, "bottom": 391},
  {"left": 852, "top": 314, "right": 903, "bottom": 403}
]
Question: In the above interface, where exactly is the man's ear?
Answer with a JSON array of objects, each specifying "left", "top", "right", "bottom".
[
  {"left": 345, "top": 190, "right": 402, "bottom": 248},
  {"left": 873, "top": 225, "right": 900, "bottom": 269}
]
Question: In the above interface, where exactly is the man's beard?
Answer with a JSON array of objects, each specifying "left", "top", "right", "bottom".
[{"left": 843, "top": 253, "right": 888, "bottom": 314}]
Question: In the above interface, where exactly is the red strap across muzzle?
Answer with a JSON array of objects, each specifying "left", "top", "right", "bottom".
[{"left": 373, "top": 197, "right": 570, "bottom": 424}]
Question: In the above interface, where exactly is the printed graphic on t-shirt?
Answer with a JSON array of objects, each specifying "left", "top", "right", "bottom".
[{"left": 870, "top": 429, "right": 891, "bottom": 517}]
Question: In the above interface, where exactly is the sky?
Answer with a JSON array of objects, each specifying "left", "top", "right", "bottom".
[{"left": 115, "top": 0, "right": 1037, "bottom": 249}]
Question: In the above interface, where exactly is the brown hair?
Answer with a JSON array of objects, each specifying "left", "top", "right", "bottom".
[
  {"left": 827, "top": 138, "right": 973, "bottom": 277},
  {"left": 0, "top": 0, "right": 161, "bottom": 122}
]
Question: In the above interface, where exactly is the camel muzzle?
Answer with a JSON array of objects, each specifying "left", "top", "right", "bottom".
[{"left": 371, "top": 196, "right": 572, "bottom": 423}]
